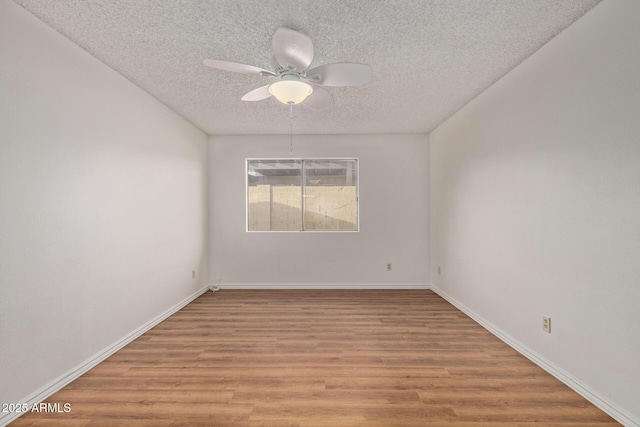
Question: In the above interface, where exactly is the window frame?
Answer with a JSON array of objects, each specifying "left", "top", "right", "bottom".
[{"left": 246, "top": 157, "right": 359, "bottom": 233}]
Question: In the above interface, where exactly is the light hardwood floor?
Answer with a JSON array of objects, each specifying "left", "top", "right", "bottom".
[{"left": 12, "top": 290, "right": 618, "bottom": 426}]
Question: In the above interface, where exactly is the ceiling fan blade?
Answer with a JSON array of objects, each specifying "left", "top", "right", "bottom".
[
  {"left": 203, "top": 59, "right": 274, "bottom": 76},
  {"left": 241, "top": 85, "right": 272, "bottom": 101},
  {"left": 302, "top": 86, "right": 333, "bottom": 110},
  {"left": 305, "top": 63, "right": 372, "bottom": 86},
  {"left": 272, "top": 28, "right": 314, "bottom": 72}
]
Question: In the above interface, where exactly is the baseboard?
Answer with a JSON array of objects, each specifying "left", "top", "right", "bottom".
[
  {"left": 218, "top": 283, "right": 431, "bottom": 290},
  {"left": 430, "top": 285, "right": 639, "bottom": 427},
  {"left": 0, "top": 285, "right": 211, "bottom": 427}
]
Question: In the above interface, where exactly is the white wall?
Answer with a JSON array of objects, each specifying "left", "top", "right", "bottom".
[
  {"left": 430, "top": 0, "right": 640, "bottom": 424},
  {"left": 0, "top": 0, "right": 209, "bottom": 412},
  {"left": 209, "top": 134, "right": 429, "bottom": 287}
]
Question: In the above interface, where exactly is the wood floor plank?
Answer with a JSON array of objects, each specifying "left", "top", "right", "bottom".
[{"left": 10, "top": 290, "right": 619, "bottom": 426}]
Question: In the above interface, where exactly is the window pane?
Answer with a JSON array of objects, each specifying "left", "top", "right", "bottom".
[
  {"left": 247, "top": 160, "right": 302, "bottom": 231},
  {"left": 303, "top": 159, "right": 358, "bottom": 231}
]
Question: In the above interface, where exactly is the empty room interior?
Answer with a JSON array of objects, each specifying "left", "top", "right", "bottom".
[{"left": 1, "top": 0, "right": 639, "bottom": 425}]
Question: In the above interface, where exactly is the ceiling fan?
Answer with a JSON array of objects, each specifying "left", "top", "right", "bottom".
[{"left": 203, "top": 28, "right": 372, "bottom": 110}]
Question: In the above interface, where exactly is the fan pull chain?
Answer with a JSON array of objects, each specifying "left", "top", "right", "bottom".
[{"left": 289, "top": 103, "right": 294, "bottom": 157}]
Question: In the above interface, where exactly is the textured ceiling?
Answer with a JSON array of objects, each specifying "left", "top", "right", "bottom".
[{"left": 13, "top": 0, "right": 601, "bottom": 135}]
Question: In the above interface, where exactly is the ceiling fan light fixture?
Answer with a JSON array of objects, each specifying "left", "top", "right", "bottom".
[
  {"left": 269, "top": 79, "right": 313, "bottom": 105},
  {"left": 204, "top": 28, "right": 370, "bottom": 110}
]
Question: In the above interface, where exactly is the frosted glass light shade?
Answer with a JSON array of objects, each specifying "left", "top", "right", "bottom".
[{"left": 269, "top": 80, "right": 313, "bottom": 105}]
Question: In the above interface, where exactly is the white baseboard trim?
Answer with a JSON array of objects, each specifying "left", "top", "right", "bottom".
[
  {"left": 430, "top": 284, "right": 639, "bottom": 427},
  {"left": 218, "top": 283, "right": 431, "bottom": 290},
  {"left": 0, "top": 285, "right": 211, "bottom": 427}
]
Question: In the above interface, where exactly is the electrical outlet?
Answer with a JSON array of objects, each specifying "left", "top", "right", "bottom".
[
  {"left": 386, "top": 263, "right": 392, "bottom": 271},
  {"left": 437, "top": 266, "right": 441, "bottom": 275},
  {"left": 192, "top": 270, "right": 196, "bottom": 279},
  {"left": 542, "top": 316, "right": 551, "bottom": 333}
]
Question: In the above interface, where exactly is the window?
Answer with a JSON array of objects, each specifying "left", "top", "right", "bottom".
[{"left": 247, "top": 159, "right": 358, "bottom": 232}]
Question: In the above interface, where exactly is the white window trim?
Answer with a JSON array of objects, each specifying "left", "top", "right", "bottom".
[{"left": 246, "top": 157, "right": 359, "bottom": 233}]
